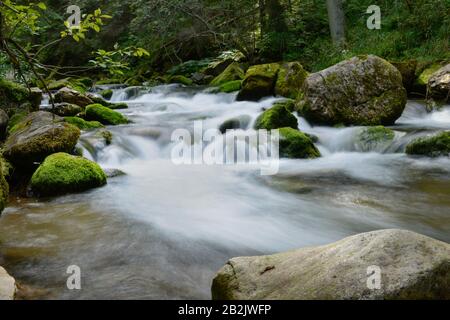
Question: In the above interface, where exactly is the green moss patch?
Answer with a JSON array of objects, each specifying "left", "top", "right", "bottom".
[
  {"left": 85, "top": 104, "right": 129, "bottom": 125},
  {"left": 406, "top": 131, "right": 450, "bottom": 157},
  {"left": 219, "top": 80, "right": 242, "bottom": 93},
  {"left": 64, "top": 117, "right": 104, "bottom": 130},
  {"left": 255, "top": 103, "right": 298, "bottom": 130},
  {"left": 210, "top": 62, "right": 244, "bottom": 87},
  {"left": 31, "top": 153, "right": 107, "bottom": 197},
  {"left": 278, "top": 127, "right": 321, "bottom": 159}
]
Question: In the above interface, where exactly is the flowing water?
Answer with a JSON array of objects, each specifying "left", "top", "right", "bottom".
[{"left": 0, "top": 85, "right": 449, "bottom": 299}]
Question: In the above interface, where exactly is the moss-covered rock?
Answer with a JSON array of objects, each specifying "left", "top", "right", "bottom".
[
  {"left": 0, "top": 79, "right": 30, "bottom": 114},
  {"left": 3, "top": 111, "right": 80, "bottom": 170},
  {"left": 30, "top": 153, "right": 107, "bottom": 197},
  {"left": 413, "top": 63, "right": 443, "bottom": 95},
  {"left": 85, "top": 93, "right": 128, "bottom": 109},
  {"left": 275, "top": 62, "right": 308, "bottom": 99},
  {"left": 47, "top": 78, "right": 91, "bottom": 93},
  {"left": 6, "top": 111, "right": 28, "bottom": 135},
  {"left": 210, "top": 62, "right": 245, "bottom": 87},
  {"left": 297, "top": 55, "right": 407, "bottom": 126},
  {"left": 237, "top": 63, "right": 280, "bottom": 101},
  {"left": 278, "top": 127, "right": 321, "bottom": 159},
  {"left": 85, "top": 104, "right": 129, "bottom": 125},
  {"left": 168, "top": 75, "right": 194, "bottom": 86},
  {"left": 64, "top": 117, "right": 104, "bottom": 130},
  {"left": 406, "top": 131, "right": 450, "bottom": 157},
  {"left": 99, "top": 89, "right": 113, "bottom": 100},
  {"left": 107, "top": 102, "right": 128, "bottom": 110},
  {"left": 428, "top": 64, "right": 450, "bottom": 102},
  {"left": 219, "top": 80, "right": 243, "bottom": 93},
  {"left": 356, "top": 126, "right": 395, "bottom": 152},
  {"left": 212, "top": 229, "right": 450, "bottom": 300},
  {"left": 254, "top": 103, "right": 298, "bottom": 130},
  {"left": 54, "top": 87, "right": 94, "bottom": 107}
]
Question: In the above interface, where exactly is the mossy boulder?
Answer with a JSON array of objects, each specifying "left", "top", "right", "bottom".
[
  {"left": 413, "top": 64, "right": 443, "bottom": 94},
  {"left": 85, "top": 93, "right": 128, "bottom": 109},
  {"left": 275, "top": 62, "right": 308, "bottom": 99},
  {"left": 406, "top": 131, "right": 450, "bottom": 157},
  {"left": 278, "top": 127, "right": 320, "bottom": 159},
  {"left": 210, "top": 62, "right": 245, "bottom": 87},
  {"left": 6, "top": 111, "right": 28, "bottom": 135},
  {"left": 54, "top": 87, "right": 94, "bottom": 107},
  {"left": 212, "top": 229, "right": 450, "bottom": 300},
  {"left": 43, "top": 103, "right": 83, "bottom": 117},
  {"left": 99, "top": 89, "right": 113, "bottom": 100},
  {"left": 254, "top": 103, "right": 298, "bottom": 130},
  {"left": 391, "top": 60, "right": 417, "bottom": 93},
  {"left": 0, "top": 79, "right": 30, "bottom": 114},
  {"left": 237, "top": 63, "right": 280, "bottom": 101},
  {"left": 3, "top": 111, "right": 80, "bottom": 170},
  {"left": 428, "top": 64, "right": 450, "bottom": 102},
  {"left": 85, "top": 104, "right": 129, "bottom": 125},
  {"left": 107, "top": 102, "right": 128, "bottom": 110},
  {"left": 30, "top": 153, "right": 107, "bottom": 197},
  {"left": 297, "top": 55, "right": 407, "bottom": 126},
  {"left": 168, "top": 75, "right": 194, "bottom": 86},
  {"left": 219, "top": 80, "right": 242, "bottom": 93},
  {"left": 64, "top": 117, "right": 104, "bottom": 130},
  {"left": 356, "top": 126, "right": 395, "bottom": 152}
]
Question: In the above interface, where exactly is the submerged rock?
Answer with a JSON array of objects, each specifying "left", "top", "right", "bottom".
[
  {"left": 85, "top": 104, "right": 129, "bottom": 125},
  {"left": 428, "top": 64, "right": 450, "bottom": 102},
  {"left": 0, "top": 266, "right": 16, "bottom": 300},
  {"left": 278, "top": 127, "right": 320, "bottom": 159},
  {"left": 219, "top": 115, "right": 252, "bottom": 133},
  {"left": 237, "top": 63, "right": 280, "bottom": 101},
  {"left": 297, "top": 55, "right": 407, "bottom": 126},
  {"left": 275, "top": 62, "right": 308, "bottom": 99},
  {"left": 30, "top": 153, "right": 107, "bottom": 197},
  {"left": 254, "top": 103, "right": 298, "bottom": 131},
  {"left": 3, "top": 111, "right": 80, "bottom": 170},
  {"left": 210, "top": 62, "right": 245, "bottom": 87},
  {"left": 212, "top": 229, "right": 450, "bottom": 300},
  {"left": 54, "top": 87, "right": 94, "bottom": 107},
  {"left": 406, "top": 131, "right": 450, "bottom": 157},
  {"left": 356, "top": 126, "right": 395, "bottom": 152}
]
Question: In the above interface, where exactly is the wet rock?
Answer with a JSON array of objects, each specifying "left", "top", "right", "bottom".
[
  {"left": 413, "top": 64, "right": 443, "bottom": 95},
  {"left": 3, "top": 111, "right": 80, "bottom": 170},
  {"left": 42, "top": 103, "right": 83, "bottom": 117},
  {"left": 355, "top": 126, "right": 395, "bottom": 152},
  {"left": 104, "top": 168, "right": 126, "bottom": 178},
  {"left": 237, "top": 63, "right": 280, "bottom": 101},
  {"left": 428, "top": 64, "right": 450, "bottom": 102},
  {"left": 297, "top": 55, "right": 407, "bottom": 126},
  {"left": 30, "top": 153, "right": 107, "bottom": 197},
  {"left": 54, "top": 87, "right": 94, "bottom": 107},
  {"left": 278, "top": 127, "right": 320, "bottom": 159},
  {"left": 64, "top": 117, "right": 104, "bottom": 130},
  {"left": 212, "top": 229, "right": 450, "bottom": 300},
  {"left": 203, "top": 59, "right": 234, "bottom": 77},
  {"left": 254, "top": 103, "right": 298, "bottom": 130},
  {"left": 210, "top": 62, "right": 245, "bottom": 87},
  {"left": 406, "top": 131, "right": 450, "bottom": 157},
  {"left": 85, "top": 104, "right": 129, "bottom": 125},
  {"left": 219, "top": 115, "right": 252, "bottom": 133},
  {"left": 275, "top": 62, "right": 308, "bottom": 99},
  {"left": 0, "top": 266, "right": 16, "bottom": 300},
  {"left": 29, "top": 87, "right": 43, "bottom": 110},
  {"left": 391, "top": 60, "right": 417, "bottom": 93}
]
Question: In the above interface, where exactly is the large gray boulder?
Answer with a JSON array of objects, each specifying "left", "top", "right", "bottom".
[
  {"left": 0, "top": 266, "right": 15, "bottom": 300},
  {"left": 212, "top": 229, "right": 450, "bottom": 300},
  {"left": 3, "top": 111, "right": 80, "bottom": 170},
  {"left": 428, "top": 64, "right": 450, "bottom": 102},
  {"left": 297, "top": 55, "right": 407, "bottom": 126}
]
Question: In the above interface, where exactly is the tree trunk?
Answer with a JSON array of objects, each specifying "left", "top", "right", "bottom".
[{"left": 326, "top": 0, "right": 346, "bottom": 46}]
